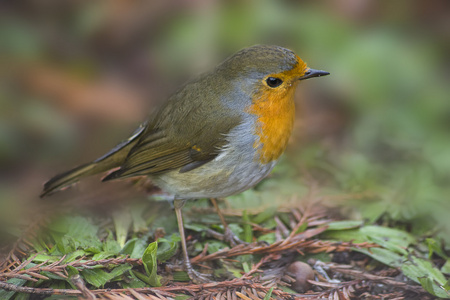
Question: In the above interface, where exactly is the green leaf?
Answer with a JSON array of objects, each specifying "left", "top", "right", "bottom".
[
  {"left": 426, "top": 238, "right": 448, "bottom": 259},
  {"left": 122, "top": 271, "right": 147, "bottom": 288},
  {"left": 360, "top": 226, "right": 416, "bottom": 248},
  {"left": 76, "top": 237, "right": 103, "bottom": 254},
  {"left": 207, "top": 240, "right": 229, "bottom": 254},
  {"left": 263, "top": 287, "right": 274, "bottom": 300},
  {"left": 15, "top": 292, "right": 30, "bottom": 300},
  {"left": 109, "top": 264, "right": 133, "bottom": 280},
  {"left": 81, "top": 268, "right": 111, "bottom": 288},
  {"left": 51, "top": 217, "right": 103, "bottom": 255},
  {"left": 323, "top": 224, "right": 415, "bottom": 255},
  {"left": 113, "top": 210, "right": 132, "bottom": 248},
  {"left": 53, "top": 235, "right": 76, "bottom": 254},
  {"left": 184, "top": 223, "right": 210, "bottom": 232},
  {"left": 49, "top": 216, "right": 103, "bottom": 254},
  {"left": 321, "top": 228, "right": 366, "bottom": 243},
  {"left": 402, "top": 256, "right": 447, "bottom": 285},
  {"left": 51, "top": 216, "right": 98, "bottom": 237},
  {"left": 41, "top": 271, "right": 67, "bottom": 280},
  {"left": 258, "top": 233, "right": 276, "bottom": 244},
  {"left": 294, "top": 222, "right": 308, "bottom": 234},
  {"left": 242, "top": 261, "right": 250, "bottom": 273},
  {"left": 222, "top": 262, "right": 244, "bottom": 278},
  {"left": 366, "top": 235, "right": 408, "bottom": 256},
  {"left": 242, "top": 210, "right": 253, "bottom": 243},
  {"left": 444, "top": 279, "right": 450, "bottom": 291},
  {"left": 173, "top": 271, "right": 190, "bottom": 282},
  {"left": 121, "top": 238, "right": 148, "bottom": 258},
  {"left": 90, "top": 232, "right": 122, "bottom": 261},
  {"left": 63, "top": 250, "right": 86, "bottom": 263},
  {"left": 103, "top": 231, "right": 122, "bottom": 254},
  {"left": 132, "top": 270, "right": 151, "bottom": 285},
  {"left": 228, "top": 223, "right": 244, "bottom": 237},
  {"left": 251, "top": 208, "right": 275, "bottom": 224},
  {"left": 142, "top": 241, "right": 161, "bottom": 287},
  {"left": 32, "top": 254, "right": 60, "bottom": 263},
  {"left": 278, "top": 285, "right": 297, "bottom": 294},
  {"left": 31, "top": 236, "right": 49, "bottom": 253},
  {"left": 418, "top": 277, "right": 450, "bottom": 298},
  {"left": 441, "top": 260, "right": 450, "bottom": 274},
  {"left": 50, "top": 281, "right": 68, "bottom": 290},
  {"left": 402, "top": 256, "right": 450, "bottom": 298},
  {"left": 356, "top": 248, "right": 404, "bottom": 268},
  {"left": 174, "top": 295, "right": 192, "bottom": 300},
  {"left": 92, "top": 251, "right": 115, "bottom": 261},
  {"left": 157, "top": 236, "right": 179, "bottom": 262},
  {"left": 66, "top": 265, "right": 79, "bottom": 277},
  {"left": 0, "top": 278, "right": 27, "bottom": 300},
  {"left": 326, "top": 220, "right": 363, "bottom": 230},
  {"left": 78, "top": 264, "right": 132, "bottom": 288},
  {"left": 131, "top": 204, "right": 148, "bottom": 233}
]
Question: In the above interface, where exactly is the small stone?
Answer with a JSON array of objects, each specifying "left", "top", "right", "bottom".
[{"left": 286, "top": 261, "right": 315, "bottom": 293}]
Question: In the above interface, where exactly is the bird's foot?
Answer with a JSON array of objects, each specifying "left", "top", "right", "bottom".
[
  {"left": 223, "top": 226, "right": 247, "bottom": 247},
  {"left": 186, "top": 267, "right": 213, "bottom": 284},
  {"left": 205, "top": 227, "right": 248, "bottom": 247},
  {"left": 183, "top": 261, "right": 213, "bottom": 284}
]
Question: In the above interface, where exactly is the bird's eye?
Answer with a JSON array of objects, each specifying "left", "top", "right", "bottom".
[{"left": 266, "top": 77, "right": 283, "bottom": 88}]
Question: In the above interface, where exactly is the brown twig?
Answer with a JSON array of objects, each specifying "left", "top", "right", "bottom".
[
  {"left": 192, "top": 227, "right": 376, "bottom": 264},
  {"left": 328, "top": 264, "right": 426, "bottom": 294},
  {"left": 0, "top": 278, "right": 292, "bottom": 299}
]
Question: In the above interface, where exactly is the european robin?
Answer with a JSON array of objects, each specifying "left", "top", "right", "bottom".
[{"left": 41, "top": 45, "right": 329, "bottom": 282}]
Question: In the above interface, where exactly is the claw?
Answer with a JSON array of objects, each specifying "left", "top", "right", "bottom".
[
  {"left": 210, "top": 198, "right": 249, "bottom": 247},
  {"left": 187, "top": 268, "right": 213, "bottom": 284},
  {"left": 223, "top": 226, "right": 247, "bottom": 247},
  {"left": 183, "top": 258, "right": 213, "bottom": 283}
]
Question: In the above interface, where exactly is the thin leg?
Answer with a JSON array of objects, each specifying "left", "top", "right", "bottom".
[
  {"left": 211, "top": 198, "right": 228, "bottom": 229},
  {"left": 210, "top": 198, "right": 246, "bottom": 246},
  {"left": 173, "top": 199, "right": 211, "bottom": 283},
  {"left": 174, "top": 199, "right": 189, "bottom": 265}
]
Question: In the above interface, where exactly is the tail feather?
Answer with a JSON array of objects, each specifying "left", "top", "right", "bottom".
[
  {"left": 101, "top": 168, "right": 123, "bottom": 182},
  {"left": 40, "top": 162, "right": 99, "bottom": 197},
  {"left": 40, "top": 123, "right": 147, "bottom": 198}
]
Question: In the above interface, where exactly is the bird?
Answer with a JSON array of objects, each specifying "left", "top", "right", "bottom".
[{"left": 41, "top": 44, "right": 329, "bottom": 283}]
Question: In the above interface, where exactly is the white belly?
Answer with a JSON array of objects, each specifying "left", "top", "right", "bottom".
[{"left": 152, "top": 121, "right": 277, "bottom": 199}]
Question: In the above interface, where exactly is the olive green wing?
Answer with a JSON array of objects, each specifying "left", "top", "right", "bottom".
[{"left": 102, "top": 101, "right": 241, "bottom": 180}]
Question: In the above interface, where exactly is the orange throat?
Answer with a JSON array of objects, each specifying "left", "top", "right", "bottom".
[{"left": 247, "top": 87, "right": 296, "bottom": 164}]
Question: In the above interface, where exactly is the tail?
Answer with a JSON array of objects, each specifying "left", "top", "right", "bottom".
[
  {"left": 40, "top": 161, "right": 115, "bottom": 197},
  {"left": 40, "top": 123, "right": 146, "bottom": 198}
]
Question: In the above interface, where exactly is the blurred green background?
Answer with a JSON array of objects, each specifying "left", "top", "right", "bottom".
[{"left": 0, "top": 0, "right": 449, "bottom": 241}]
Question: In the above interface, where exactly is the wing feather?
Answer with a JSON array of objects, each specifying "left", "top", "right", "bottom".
[{"left": 104, "top": 74, "right": 243, "bottom": 180}]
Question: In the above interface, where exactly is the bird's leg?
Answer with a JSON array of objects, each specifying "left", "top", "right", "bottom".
[
  {"left": 173, "top": 199, "right": 212, "bottom": 283},
  {"left": 210, "top": 198, "right": 246, "bottom": 246}
]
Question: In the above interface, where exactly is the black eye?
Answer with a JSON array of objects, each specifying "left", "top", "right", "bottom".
[{"left": 266, "top": 77, "right": 283, "bottom": 88}]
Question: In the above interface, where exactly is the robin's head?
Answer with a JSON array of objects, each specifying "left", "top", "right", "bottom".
[
  {"left": 219, "top": 45, "right": 329, "bottom": 98},
  {"left": 217, "top": 45, "right": 329, "bottom": 164}
]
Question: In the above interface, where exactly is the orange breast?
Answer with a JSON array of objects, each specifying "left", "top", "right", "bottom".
[{"left": 247, "top": 86, "right": 296, "bottom": 164}]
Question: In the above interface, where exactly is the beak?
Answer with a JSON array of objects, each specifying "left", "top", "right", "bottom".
[{"left": 299, "top": 68, "right": 330, "bottom": 80}]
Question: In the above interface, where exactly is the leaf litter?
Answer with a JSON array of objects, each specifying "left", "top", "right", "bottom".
[{"left": 0, "top": 184, "right": 449, "bottom": 300}]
